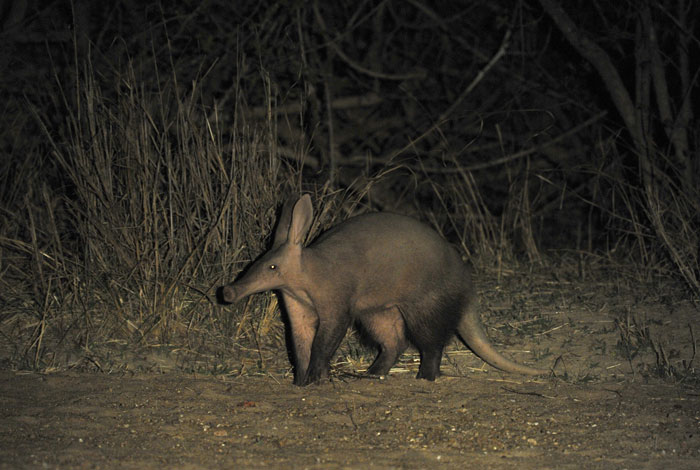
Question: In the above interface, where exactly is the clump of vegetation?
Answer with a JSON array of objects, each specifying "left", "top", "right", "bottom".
[{"left": 616, "top": 313, "right": 697, "bottom": 383}]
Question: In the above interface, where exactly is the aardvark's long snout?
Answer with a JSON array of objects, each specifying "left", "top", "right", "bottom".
[{"left": 221, "top": 285, "right": 237, "bottom": 303}]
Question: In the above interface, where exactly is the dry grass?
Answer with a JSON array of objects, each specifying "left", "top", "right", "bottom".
[{"left": 2, "top": 52, "right": 291, "bottom": 370}]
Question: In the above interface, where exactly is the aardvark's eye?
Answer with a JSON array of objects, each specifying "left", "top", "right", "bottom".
[{"left": 269, "top": 264, "right": 277, "bottom": 270}]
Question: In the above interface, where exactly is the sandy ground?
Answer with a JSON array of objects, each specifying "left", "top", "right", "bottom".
[
  {"left": 1, "top": 369, "right": 699, "bottom": 469},
  {"left": 2, "top": 275, "right": 699, "bottom": 469}
]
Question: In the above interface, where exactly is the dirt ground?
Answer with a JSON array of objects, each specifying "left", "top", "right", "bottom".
[
  {"left": 2, "top": 275, "right": 700, "bottom": 469},
  {"left": 1, "top": 370, "right": 699, "bottom": 469}
]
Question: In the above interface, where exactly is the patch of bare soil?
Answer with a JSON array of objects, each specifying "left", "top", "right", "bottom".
[
  {"left": 1, "top": 370, "right": 699, "bottom": 468},
  {"left": 2, "top": 276, "right": 699, "bottom": 469}
]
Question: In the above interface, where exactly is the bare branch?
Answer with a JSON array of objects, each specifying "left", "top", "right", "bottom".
[
  {"left": 247, "top": 92, "right": 383, "bottom": 119},
  {"left": 390, "top": 29, "right": 512, "bottom": 160},
  {"left": 537, "top": 0, "right": 641, "bottom": 148},
  {"left": 312, "top": 0, "right": 427, "bottom": 81}
]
